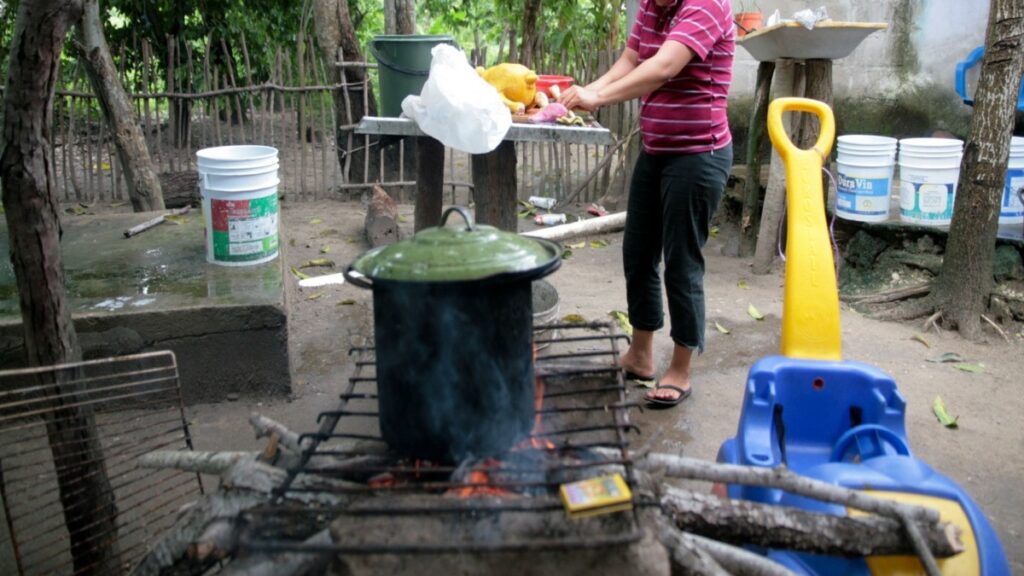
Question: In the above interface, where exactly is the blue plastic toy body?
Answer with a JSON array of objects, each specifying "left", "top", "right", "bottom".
[
  {"left": 717, "top": 356, "right": 1011, "bottom": 575},
  {"left": 956, "top": 45, "right": 1024, "bottom": 111}
]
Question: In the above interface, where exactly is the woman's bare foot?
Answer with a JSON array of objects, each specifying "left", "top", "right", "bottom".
[
  {"left": 621, "top": 329, "right": 656, "bottom": 380},
  {"left": 644, "top": 344, "right": 692, "bottom": 403}
]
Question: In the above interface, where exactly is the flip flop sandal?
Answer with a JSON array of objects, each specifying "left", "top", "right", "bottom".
[
  {"left": 644, "top": 384, "right": 691, "bottom": 409},
  {"left": 622, "top": 369, "right": 656, "bottom": 382}
]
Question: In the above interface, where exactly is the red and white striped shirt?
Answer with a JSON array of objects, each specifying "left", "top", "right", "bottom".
[{"left": 627, "top": 0, "right": 735, "bottom": 155}]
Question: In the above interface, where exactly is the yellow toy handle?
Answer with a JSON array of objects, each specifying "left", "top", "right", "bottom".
[{"left": 767, "top": 97, "right": 841, "bottom": 361}]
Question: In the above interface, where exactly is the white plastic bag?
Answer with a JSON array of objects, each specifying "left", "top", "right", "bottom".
[
  {"left": 793, "top": 6, "right": 830, "bottom": 30},
  {"left": 401, "top": 44, "right": 512, "bottom": 154}
]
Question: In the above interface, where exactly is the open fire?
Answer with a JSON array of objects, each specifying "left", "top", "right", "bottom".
[{"left": 232, "top": 322, "right": 643, "bottom": 561}]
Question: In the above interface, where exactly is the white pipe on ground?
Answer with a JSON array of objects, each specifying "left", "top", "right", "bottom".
[{"left": 521, "top": 212, "right": 626, "bottom": 242}]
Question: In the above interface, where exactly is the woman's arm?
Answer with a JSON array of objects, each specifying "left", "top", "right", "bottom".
[
  {"left": 584, "top": 48, "right": 640, "bottom": 92},
  {"left": 559, "top": 40, "right": 694, "bottom": 111}
]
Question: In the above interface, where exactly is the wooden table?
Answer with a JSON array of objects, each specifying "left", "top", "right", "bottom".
[
  {"left": 357, "top": 117, "right": 614, "bottom": 231},
  {"left": 735, "top": 21, "right": 887, "bottom": 269}
]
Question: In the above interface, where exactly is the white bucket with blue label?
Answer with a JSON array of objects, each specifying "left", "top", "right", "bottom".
[
  {"left": 898, "top": 139, "right": 963, "bottom": 226},
  {"left": 836, "top": 135, "right": 897, "bottom": 222},
  {"left": 1001, "top": 136, "right": 1024, "bottom": 224}
]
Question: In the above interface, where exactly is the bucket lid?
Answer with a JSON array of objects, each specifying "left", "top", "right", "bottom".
[
  {"left": 197, "top": 145, "right": 279, "bottom": 163},
  {"left": 838, "top": 135, "right": 897, "bottom": 147},
  {"left": 352, "top": 206, "right": 561, "bottom": 282},
  {"left": 898, "top": 138, "right": 963, "bottom": 149}
]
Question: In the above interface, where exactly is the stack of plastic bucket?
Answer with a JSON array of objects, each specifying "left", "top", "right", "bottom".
[
  {"left": 196, "top": 145, "right": 280, "bottom": 266},
  {"left": 1002, "top": 136, "right": 1024, "bottom": 225},
  {"left": 898, "top": 138, "right": 964, "bottom": 226},
  {"left": 835, "top": 135, "right": 898, "bottom": 222}
]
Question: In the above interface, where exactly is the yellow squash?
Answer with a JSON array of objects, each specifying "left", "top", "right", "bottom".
[{"left": 476, "top": 63, "right": 538, "bottom": 115}]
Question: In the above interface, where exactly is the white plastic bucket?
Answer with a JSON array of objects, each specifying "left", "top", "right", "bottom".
[
  {"left": 196, "top": 145, "right": 281, "bottom": 266},
  {"left": 898, "top": 139, "right": 963, "bottom": 226},
  {"left": 1001, "top": 136, "right": 1024, "bottom": 224},
  {"left": 835, "top": 135, "right": 898, "bottom": 222}
]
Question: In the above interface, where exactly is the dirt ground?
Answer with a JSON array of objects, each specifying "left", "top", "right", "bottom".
[{"left": 185, "top": 197, "right": 1024, "bottom": 571}]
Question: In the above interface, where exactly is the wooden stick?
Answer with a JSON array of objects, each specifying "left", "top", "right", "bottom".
[
  {"left": 981, "top": 314, "right": 1012, "bottom": 343},
  {"left": 139, "top": 450, "right": 254, "bottom": 474},
  {"left": 249, "top": 413, "right": 308, "bottom": 452},
  {"left": 685, "top": 532, "right": 797, "bottom": 576},
  {"left": 841, "top": 283, "right": 932, "bottom": 304},
  {"left": 124, "top": 206, "right": 191, "bottom": 238},
  {"left": 654, "top": 514, "right": 731, "bottom": 576},
  {"left": 625, "top": 450, "right": 941, "bottom": 524},
  {"left": 521, "top": 211, "right": 626, "bottom": 242},
  {"left": 661, "top": 486, "right": 962, "bottom": 558}
]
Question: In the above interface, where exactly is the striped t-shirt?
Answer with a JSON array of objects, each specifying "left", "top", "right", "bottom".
[{"left": 626, "top": 0, "right": 735, "bottom": 155}]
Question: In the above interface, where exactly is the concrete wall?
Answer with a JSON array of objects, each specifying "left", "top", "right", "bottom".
[{"left": 728, "top": 0, "right": 990, "bottom": 99}]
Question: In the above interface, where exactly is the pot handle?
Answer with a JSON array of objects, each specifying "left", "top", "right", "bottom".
[
  {"left": 440, "top": 206, "right": 476, "bottom": 231},
  {"left": 344, "top": 265, "right": 374, "bottom": 289}
]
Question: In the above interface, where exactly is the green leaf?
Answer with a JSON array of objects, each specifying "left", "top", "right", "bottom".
[
  {"left": 346, "top": 237, "right": 354, "bottom": 244},
  {"left": 710, "top": 226, "right": 719, "bottom": 238},
  {"left": 300, "top": 258, "right": 335, "bottom": 268},
  {"left": 932, "top": 396, "right": 959, "bottom": 428},
  {"left": 634, "top": 379, "right": 656, "bottom": 389},
  {"left": 738, "top": 279, "right": 750, "bottom": 290},
  {"left": 609, "top": 310, "right": 633, "bottom": 337},
  {"left": 562, "top": 249, "right": 573, "bottom": 260},
  {"left": 338, "top": 299, "right": 356, "bottom": 306},
  {"left": 109, "top": 201, "right": 128, "bottom": 208},
  {"left": 715, "top": 321, "right": 731, "bottom": 335},
  {"left": 926, "top": 352, "right": 965, "bottom": 364},
  {"left": 562, "top": 313, "right": 586, "bottom": 324},
  {"left": 319, "top": 246, "right": 331, "bottom": 254},
  {"left": 290, "top": 266, "right": 310, "bottom": 280},
  {"left": 953, "top": 363, "right": 984, "bottom": 374},
  {"left": 306, "top": 292, "right": 324, "bottom": 301},
  {"left": 398, "top": 215, "right": 408, "bottom": 223},
  {"left": 310, "top": 218, "right": 322, "bottom": 225},
  {"left": 568, "top": 241, "right": 586, "bottom": 250},
  {"left": 910, "top": 334, "right": 931, "bottom": 348},
  {"left": 747, "top": 303, "right": 765, "bottom": 321},
  {"left": 590, "top": 239, "right": 610, "bottom": 248}
]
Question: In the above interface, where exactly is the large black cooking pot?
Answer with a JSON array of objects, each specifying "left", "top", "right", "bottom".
[{"left": 345, "top": 207, "right": 561, "bottom": 462}]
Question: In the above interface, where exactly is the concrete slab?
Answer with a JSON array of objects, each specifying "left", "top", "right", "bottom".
[{"left": 0, "top": 210, "right": 290, "bottom": 402}]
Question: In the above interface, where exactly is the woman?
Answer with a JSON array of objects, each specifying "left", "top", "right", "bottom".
[{"left": 559, "top": 0, "right": 734, "bottom": 407}]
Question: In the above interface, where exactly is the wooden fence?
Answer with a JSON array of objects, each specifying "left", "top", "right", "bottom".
[{"left": 42, "top": 33, "right": 638, "bottom": 208}]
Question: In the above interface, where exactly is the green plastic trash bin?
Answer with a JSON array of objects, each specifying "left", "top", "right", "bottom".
[{"left": 369, "top": 35, "right": 455, "bottom": 117}]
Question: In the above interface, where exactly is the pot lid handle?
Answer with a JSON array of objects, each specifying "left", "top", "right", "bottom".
[{"left": 440, "top": 206, "right": 476, "bottom": 231}]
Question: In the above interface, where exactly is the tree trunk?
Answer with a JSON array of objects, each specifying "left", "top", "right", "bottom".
[
  {"left": 933, "top": 0, "right": 1024, "bottom": 338},
  {"left": 0, "top": 1, "right": 122, "bottom": 574},
  {"left": 739, "top": 61, "right": 775, "bottom": 257},
  {"left": 384, "top": 0, "right": 416, "bottom": 35},
  {"left": 76, "top": 0, "right": 164, "bottom": 212},
  {"left": 314, "top": 0, "right": 379, "bottom": 185},
  {"left": 520, "top": 0, "right": 543, "bottom": 69}
]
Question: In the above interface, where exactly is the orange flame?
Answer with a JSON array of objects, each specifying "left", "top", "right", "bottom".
[{"left": 444, "top": 459, "right": 513, "bottom": 498}]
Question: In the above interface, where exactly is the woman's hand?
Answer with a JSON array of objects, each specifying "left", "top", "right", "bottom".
[{"left": 558, "top": 85, "right": 601, "bottom": 112}]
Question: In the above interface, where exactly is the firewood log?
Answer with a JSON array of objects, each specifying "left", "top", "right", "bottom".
[{"left": 365, "top": 184, "right": 403, "bottom": 247}]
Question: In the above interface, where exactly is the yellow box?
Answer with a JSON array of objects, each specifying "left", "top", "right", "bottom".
[{"left": 559, "top": 474, "right": 633, "bottom": 519}]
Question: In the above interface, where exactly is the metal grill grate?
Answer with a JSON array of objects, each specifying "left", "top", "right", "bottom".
[
  {"left": 238, "top": 322, "right": 643, "bottom": 555},
  {"left": 0, "top": 351, "right": 202, "bottom": 576}
]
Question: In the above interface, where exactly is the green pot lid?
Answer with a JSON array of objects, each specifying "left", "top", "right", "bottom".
[{"left": 352, "top": 207, "right": 560, "bottom": 281}]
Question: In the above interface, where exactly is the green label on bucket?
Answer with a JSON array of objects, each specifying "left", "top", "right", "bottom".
[
  {"left": 837, "top": 175, "right": 890, "bottom": 216},
  {"left": 211, "top": 194, "right": 279, "bottom": 261},
  {"left": 900, "top": 181, "right": 955, "bottom": 222}
]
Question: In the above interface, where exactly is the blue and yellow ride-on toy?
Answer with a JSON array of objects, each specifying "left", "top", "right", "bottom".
[{"left": 716, "top": 98, "right": 1010, "bottom": 575}]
